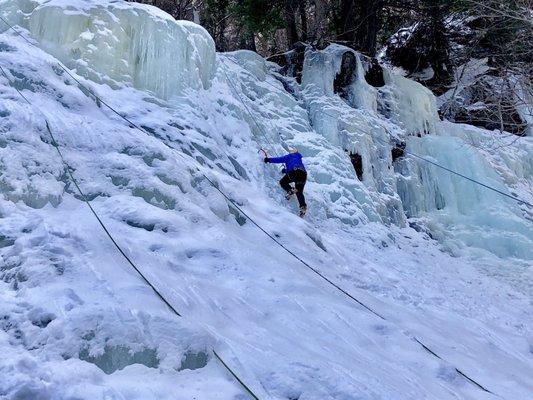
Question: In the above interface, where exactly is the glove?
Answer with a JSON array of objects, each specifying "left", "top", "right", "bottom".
[{"left": 264, "top": 157, "right": 269, "bottom": 163}]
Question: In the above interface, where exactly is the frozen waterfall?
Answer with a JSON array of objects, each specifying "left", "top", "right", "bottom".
[
  {"left": 0, "top": 0, "right": 216, "bottom": 99},
  {"left": 0, "top": 0, "right": 532, "bottom": 398}
]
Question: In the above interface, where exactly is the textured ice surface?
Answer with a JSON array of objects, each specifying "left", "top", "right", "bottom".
[
  {"left": 1, "top": 0, "right": 216, "bottom": 99},
  {"left": 396, "top": 131, "right": 533, "bottom": 259},
  {"left": 0, "top": 0, "right": 532, "bottom": 399},
  {"left": 381, "top": 70, "right": 439, "bottom": 135}
]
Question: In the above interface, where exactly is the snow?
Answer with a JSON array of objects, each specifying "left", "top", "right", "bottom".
[{"left": 0, "top": 0, "right": 532, "bottom": 399}]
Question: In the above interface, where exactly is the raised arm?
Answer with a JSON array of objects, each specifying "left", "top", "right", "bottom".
[{"left": 267, "top": 154, "right": 289, "bottom": 164}]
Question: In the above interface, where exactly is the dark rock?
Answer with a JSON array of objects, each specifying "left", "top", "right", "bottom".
[
  {"left": 364, "top": 58, "right": 385, "bottom": 87},
  {"left": 441, "top": 77, "right": 527, "bottom": 135},
  {"left": 334, "top": 51, "right": 357, "bottom": 98},
  {"left": 268, "top": 42, "right": 307, "bottom": 83},
  {"left": 349, "top": 152, "right": 364, "bottom": 181},
  {"left": 391, "top": 143, "right": 406, "bottom": 163}
]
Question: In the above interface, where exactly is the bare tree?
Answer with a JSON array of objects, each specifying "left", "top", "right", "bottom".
[
  {"left": 127, "top": 0, "right": 197, "bottom": 20},
  {"left": 441, "top": 0, "right": 532, "bottom": 136}
]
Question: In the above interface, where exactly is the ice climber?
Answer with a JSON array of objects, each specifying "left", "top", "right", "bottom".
[{"left": 264, "top": 148, "right": 307, "bottom": 217}]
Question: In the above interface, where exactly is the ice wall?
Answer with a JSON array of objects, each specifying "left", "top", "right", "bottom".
[
  {"left": 296, "top": 44, "right": 531, "bottom": 259},
  {"left": 0, "top": 0, "right": 216, "bottom": 99},
  {"left": 0, "top": 0, "right": 529, "bottom": 261},
  {"left": 380, "top": 71, "right": 439, "bottom": 135},
  {"left": 298, "top": 45, "right": 407, "bottom": 225},
  {"left": 2, "top": 4, "right": 533, "bottom": 398},
  {"left": 396, "top": 134, "right": 533, "bottom": 259},
  {"left": 225, "top": 49, "right": 395, "bottom": 226},
  {"left": 347, "top": 55, "right": 379, "bottom": 113}
]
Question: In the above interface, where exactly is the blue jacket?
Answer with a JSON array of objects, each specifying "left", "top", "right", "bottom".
[{"left": 268, "top": 152, "right": 306, "bottom": 173}]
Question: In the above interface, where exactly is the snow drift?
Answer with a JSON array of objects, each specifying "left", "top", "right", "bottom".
[{"left": 0, "top": 0, "right": 532, "bottom": 399}]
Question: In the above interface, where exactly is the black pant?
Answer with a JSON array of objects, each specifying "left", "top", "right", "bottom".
[{"left": 280, "top": 169, "right": 307, "bottom": 207}]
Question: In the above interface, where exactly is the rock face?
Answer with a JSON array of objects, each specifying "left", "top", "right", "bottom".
[
  {"left": 382, "top": 15, "right": 529, "bottom": 136},
  {"left": 363, "top": 58, "right": 385, "bottom": 88},
  {"left": 267, "top": 42, "right": 307, "bottom": 83},
  {"left": 439, "top": 71, "right": 527, "bottom": 135}
]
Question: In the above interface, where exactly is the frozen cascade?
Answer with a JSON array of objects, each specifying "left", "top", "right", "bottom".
[
  {"left": 297, "top": 44, "right": 532, "bottom": 259},
  {"left": 0, "top": 0, "right": 216, "bottom": 99},
  {"left": 226, "top": 48, "right": 403, "bottom": 225},
  {"left": 396, "top": 134, "right": 533, "bottom": 259},
  {"left": 297, "top": 45, "right": 408, "bottom": 225},
  {"left": 0, "top": 0, "right": 532, "bottom": 398},
  {"left": 380, "top": 70, "right": 439, "bottom": 135},
  {"left": 346, "top": 54, "right": 378, "bottom": 113}
]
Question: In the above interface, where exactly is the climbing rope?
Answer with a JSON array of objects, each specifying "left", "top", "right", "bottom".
[
  {"left": 219, "top": 57, "right": 279, "bottom": 154},
  {"left": 4, "top": 65, "right": 186, "bottom": 319},
  {"left": 400, "top": 146, "right": 533, "bottom": 208},
  {"left": 212, "top": 350, "right": 260, "bottom": 400},
  {"left": 328, "top": 109, "right": 532, "bottom": 208},
  {"left": 413, "top": 338, "right": 495, "bottom": 394},
  {"left": 0, "top": 63, "right": 262, "bottom": 400},
  {"left": 0, "top": 18, "right": 500, "bottom": 396}
]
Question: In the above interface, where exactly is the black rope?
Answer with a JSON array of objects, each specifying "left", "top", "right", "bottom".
[
  {"left": 48, "top": 124, "right": 183, "bottom": 317},
  {"left": 414, "top": 338, "right": 496, "bottom": 395},
  {"left": 202, "top": 174, "right": 386, "bottom": 320},
  {"left": 406, "top": 150, "right": 532, "bottom": 208},
  {"left": 213, "top": 350, "right": 261, "bottom": 400},
  {"left": 311, "top": 106, "right": 532, "bottom": 209},
  {"left": 0, "top": 19, "right": 264, "bottom": 399}
]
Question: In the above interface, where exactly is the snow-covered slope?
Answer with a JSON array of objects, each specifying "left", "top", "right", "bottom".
[{"left": 0, "top": 1, "right": 532, "bottom": 399}]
